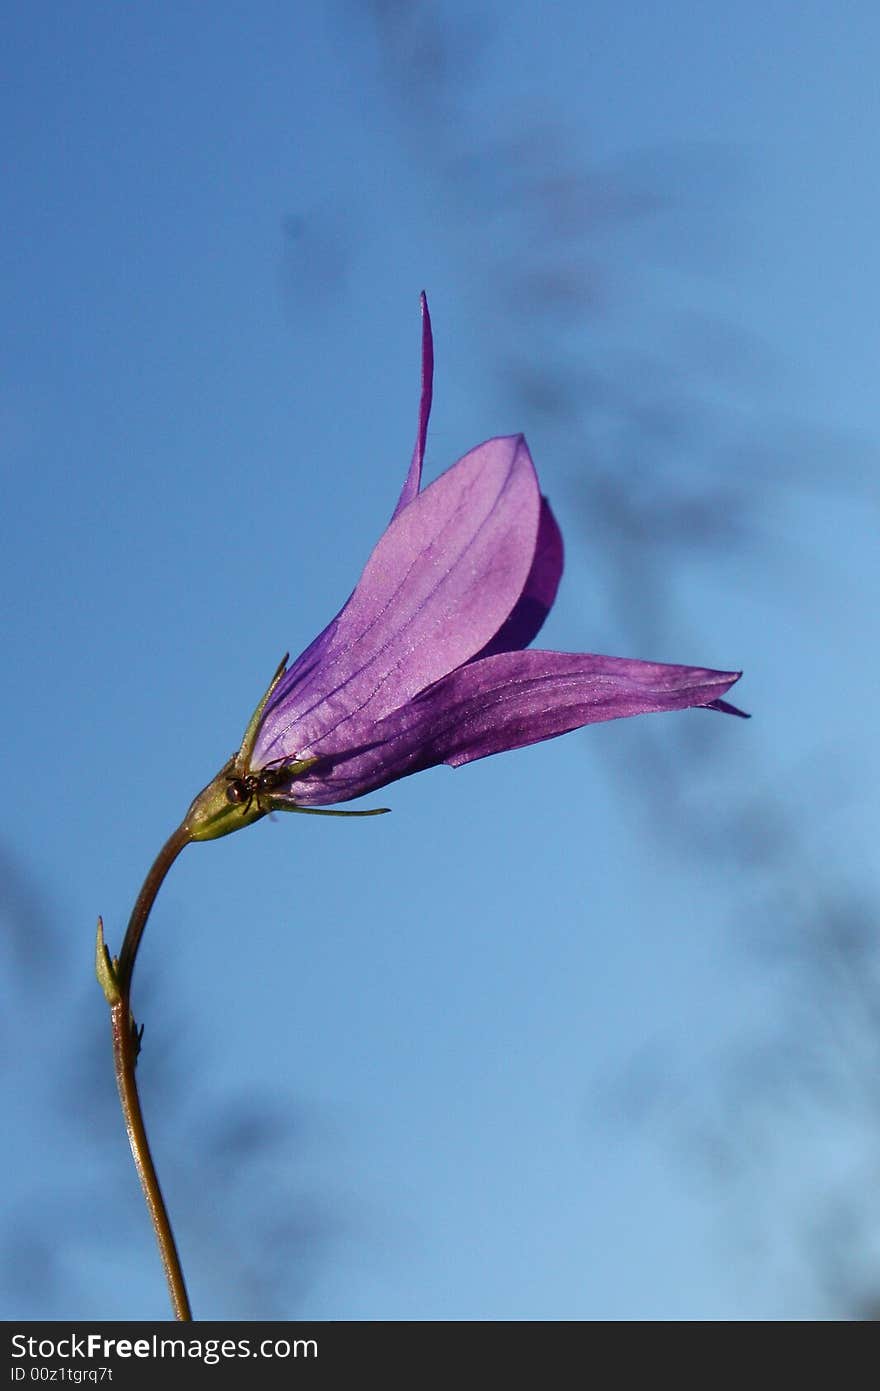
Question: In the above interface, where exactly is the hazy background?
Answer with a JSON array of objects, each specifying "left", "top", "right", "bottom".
[{"left": 2, "top": 2, "right": 878, "bottom": 1319}]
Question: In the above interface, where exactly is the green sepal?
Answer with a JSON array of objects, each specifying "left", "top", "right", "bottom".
[
  {"left": 235, "top": 651, "right": 289, "bottom": 774},
  {"left": 271, "top": 801, "right": 390, "bottom": 818},
  {"left": 183, "top": 654, "right": 287, "bottom": 841},
  {"left": 183, "top": 755, "right": 259, "bottom": 841},
  {"left": 95, "top": 916, "right": 121, "bottom": 1005},
  {"left": 183, "top": 652, "right": 391, "bottom": 839}
]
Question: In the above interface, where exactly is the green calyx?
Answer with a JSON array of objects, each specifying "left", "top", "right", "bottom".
[
  {"left": 184, "top": 755, "right": 265, "bottom": 841},
  {"left": 182, "top": 652, "right": 391, "bottom": 840},
  {"left": 184, "top": 653, "right": 291, "bottom": 842}
]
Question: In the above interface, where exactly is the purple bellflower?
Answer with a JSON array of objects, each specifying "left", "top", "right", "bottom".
[
  {"left": 187, "top": 296, "right": 744, "bottom": 841},
  {"left": 98, "top": 296, "right": 745, "bottom": 1323}
]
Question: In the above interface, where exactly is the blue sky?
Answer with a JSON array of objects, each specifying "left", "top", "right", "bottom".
[{"left": 2, "top": 3, "right": 878, "bottom": 1320}]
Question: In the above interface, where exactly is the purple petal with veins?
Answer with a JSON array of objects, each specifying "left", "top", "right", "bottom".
[{"left": 276, "top": 650, "right": 743, "bottom": 806}]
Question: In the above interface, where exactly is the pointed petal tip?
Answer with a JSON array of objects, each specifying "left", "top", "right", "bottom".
[
  {"left": 391, "top": 290, "right": 435, "bottom": 521},
  {"left": 706, "top": 695, "right": 750, "bottom": 718}
]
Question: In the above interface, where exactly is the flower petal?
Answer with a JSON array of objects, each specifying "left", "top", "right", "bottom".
[
  {"left": 705, "top": 696, "right": 750, "bottom": 717},
  {"left": 469, "top": 496, "right": 564, "bottom": 659},
  {"left": 391, "top": 292, "right": 434, "bottom": 520},
  {"left": 278, "top": 650, "right": 744, "bottom": 805},
  {"left": 271, "top": 297, "right": 436, "bottom": 725},
  {"left": 254, "top": 434, "right": 542, "bottom": 763}
]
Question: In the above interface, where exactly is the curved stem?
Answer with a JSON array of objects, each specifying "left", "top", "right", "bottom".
[
  {"left": 104, "top": 822, "right": 194, "bottom": 1320},
  {"left": 117, "top": 824, "right": 192, "bottom": 993},
  {"left": 110, "top": 995, "right": 191, "bottom": 1320}
]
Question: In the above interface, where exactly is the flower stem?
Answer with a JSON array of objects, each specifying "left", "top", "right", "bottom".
[
  {"left": 117, "top": 825, "right": 192, "bottom": 994},
  {"left": 100, "top": 823, "right": 194, "bottom": 1320}
]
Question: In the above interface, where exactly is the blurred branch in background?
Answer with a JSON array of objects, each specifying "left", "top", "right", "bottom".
[{"left": 348, "top": 0, "right": 880, "bottom": 1318}]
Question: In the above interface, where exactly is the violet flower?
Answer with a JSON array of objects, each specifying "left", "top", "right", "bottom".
[
  {"left": 99, "top": 297, "right": 746, "bottom": 1319},
  {"left": 187, "top": 296, "right": 744, "bottom": 840}
]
